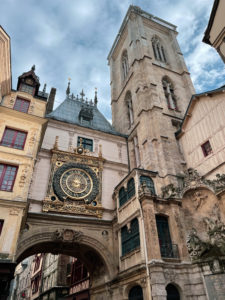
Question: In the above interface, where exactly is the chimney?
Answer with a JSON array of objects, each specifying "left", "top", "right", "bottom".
[{"left": 46, "top": 87, "right": 56, "bottom": 114}]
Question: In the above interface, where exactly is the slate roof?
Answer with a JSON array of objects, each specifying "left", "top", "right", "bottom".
[{"left": 47, "top": 95, "right": 123, "bottom": 136}]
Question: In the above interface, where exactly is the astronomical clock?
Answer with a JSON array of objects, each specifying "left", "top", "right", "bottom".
[{"left": 43, "top": 137, "right": 104, "bottom": 218}]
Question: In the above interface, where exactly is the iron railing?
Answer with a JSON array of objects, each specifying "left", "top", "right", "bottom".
[{"left": 160, "top": 243, "right": 179, "bottom": 259}]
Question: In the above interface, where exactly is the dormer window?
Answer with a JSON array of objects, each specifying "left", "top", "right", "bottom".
[
  {"left": 17, "top": 65, "right": 40, "bottom": 96},
  {"left": 79, "top": 106, "right": 93, "bottom": 126},
  {"left": 20, "top": 83, "right": 34, "bottom": 95}
]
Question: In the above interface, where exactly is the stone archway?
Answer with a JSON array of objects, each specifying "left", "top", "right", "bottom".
[{"left": 15, "top": 222, "right": 117, "bottom": 295}]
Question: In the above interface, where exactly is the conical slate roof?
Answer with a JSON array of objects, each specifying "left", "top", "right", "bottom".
[{"left": 47, "top": 93, "right": 121, "bottom": 136}]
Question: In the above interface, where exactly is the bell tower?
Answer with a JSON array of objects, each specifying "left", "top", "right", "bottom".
[{"left": 108, "top": 6, "right": 195, "bottom": 178}]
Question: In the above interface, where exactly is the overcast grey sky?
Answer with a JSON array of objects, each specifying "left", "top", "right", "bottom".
[{"left": 1, "top": 0, "right": 224, "bottom": 121}]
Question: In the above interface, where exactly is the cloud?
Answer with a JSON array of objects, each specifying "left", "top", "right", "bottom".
[{"left": 1, "top": 0, "right": 223, "bottom": 121}]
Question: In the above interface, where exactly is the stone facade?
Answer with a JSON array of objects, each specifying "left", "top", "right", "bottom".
[
  {"left": 1, "top": 5, "right": 225, "bottom": 300},
  {"left": 0, "top": 62, "right": 49, "bottom": 298}
]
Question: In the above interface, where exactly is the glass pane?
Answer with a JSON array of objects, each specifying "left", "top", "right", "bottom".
[
  {"left": 0, "top": 165, "right": 17, "bottom": 191},
  {"left": 20, "top": 84, "right": 34, "bottom": 95},
  {"left": 127, "top": 178, "right": 135, "bottom": 199},
  {"left": 14, "top": 132, "right": 26, "bottom": 149},
  {"left": 1, "top": 129, "right": 15, "bottom": 147},
  {"left": 14, "top": 98, "right": 30, "bottom": 113}
]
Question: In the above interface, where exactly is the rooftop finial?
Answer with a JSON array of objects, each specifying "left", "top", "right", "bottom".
[
  {"left": 31, "top": 65, "right": 35, "bottom": 71},
  {"left": 80, "top": 89, "right": 85, "bottom": 100},
  {"left": 94, "top": 87, "right": 98, "bottom": 106},
  {"left": 43, "top": 83, "right": 47, "bottom": 93},
  {"left": 66, "top": 78, "right": 71, "bottom": 96}
]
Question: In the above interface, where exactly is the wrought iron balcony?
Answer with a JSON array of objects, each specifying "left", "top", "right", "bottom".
[{"left": 160, "top": 243, "right": 179, "bottom": 259}]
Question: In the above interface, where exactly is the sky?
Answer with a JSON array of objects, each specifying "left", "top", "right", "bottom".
[{"left": 1, "top": 0, "right": 224, "bottom": 121}]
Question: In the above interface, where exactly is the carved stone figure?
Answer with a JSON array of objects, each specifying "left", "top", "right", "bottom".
[
  {"left": 52, "top": 229, "right": 83, "bottom": 243},
  {"left": 186, "top": 228, "right": 209, "bottom": 260},
  {"left": 187, "top": 218, "right": 225, "bottom": 261}
]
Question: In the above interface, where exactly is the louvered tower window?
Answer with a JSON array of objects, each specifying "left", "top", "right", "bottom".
[
  {"left": 152, "top": 37, "right": 167, "bottom": 63},
  {"left": 162, "top": 78, "right": 177, "bottom": 110},
  {"left": 121, "top": 50, "right": 129, "bottom": 80}
]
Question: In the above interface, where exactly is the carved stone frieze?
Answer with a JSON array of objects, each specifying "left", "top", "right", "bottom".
[
  {"left": 161, "top": 183, "right": 180, "bottom": 199},
  {"left": 187, "top": 217, "right": 225, "bottom": 261},
  {"left": 205, "top": 173, "right": 225, "bottom": 194},
  {"left": 43, "top": 148, "right": 104, "bottom": 218},
  {"left": 19, "top": 167, "right": 29, "bottom": 187},
  {"left": 192, "top": 191, "right": 208, "bottom": 209},
  {"left": 161, "top": 168, "right": 225, "bottom": 199},
  {"left": 43, "top": 197, "right": 103, "bottom": 218},
  {"left": 52, "top": 229, "right": 83, "bottom": 243},
  {"left": 164, "top": 269, "right": 177, "bottom": 282}
]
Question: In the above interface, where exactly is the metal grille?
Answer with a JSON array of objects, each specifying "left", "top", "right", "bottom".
[
  {"left": 127, "top": 178, "right": 135, "bottom": 199},
  {"left": 119, "top": 187, "right": 127, "bottom": 207},
  {"left": 156, "top": 215, "right": 179, "bottom": 258}
]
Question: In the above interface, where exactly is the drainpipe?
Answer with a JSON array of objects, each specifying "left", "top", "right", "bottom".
[{"left": 139, "top": 198, "right": 152, "bottom": 299}]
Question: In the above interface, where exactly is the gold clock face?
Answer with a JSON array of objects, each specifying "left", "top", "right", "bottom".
[{"left": 60, "top": 168, "right": 93, "bottom": 200}]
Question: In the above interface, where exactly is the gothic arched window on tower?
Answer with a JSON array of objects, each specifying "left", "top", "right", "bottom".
[
  {"left": 152, "top": 36, "right": 167, "bottom": 63},
  {"left": 121, "top": 50, "right": 129, "bottom": 81},
  {"left": 125, "top": 91, "right": 134, "bottom": 127},
  {"left": 162, "top": 78, "right": 177, "bottom": 110}
]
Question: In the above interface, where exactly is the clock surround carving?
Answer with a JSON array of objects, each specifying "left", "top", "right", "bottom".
[{"left": 43, "top": 144, "right": 104, "bottom": 218}]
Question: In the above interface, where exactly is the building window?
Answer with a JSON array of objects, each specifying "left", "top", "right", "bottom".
[
  {"left": 156, "top": 215, "right": 177, "bottom": 258},
  {"left": 121, "top": 218, "right": 140, "bottom": 256},
  {"left": 77, "top": 137, "right": 93, "bottom": 152},
  {"left": 129, "top": 285, "right": 144, "bottom": 300},
  {"left": 31, "top": 276, "right": 40, "bottom": 294},
  {"left": 127, "top": 178, "right": 135, "bottom": 199},
  {"left": 201, "top": 140, "right": 212, "bottom": 157},
  {"left": 1, "top": 128, "right": 27, "bottom": 150},
  {"left": 119, "top": 187, "right": 127, "bottom": 207},
  {"left": 0, "top": 220, "right": 4, "bottom": 235},
  {"left": 125, "top": 91, "right": 134, "bottom": 127},
  {"left": 152, "top": 37, "right": 167, "bottom": 63},
  {"left": 20, "top": 83, "right": 34, "bottom": 95},
  {"left": 14, "top": 97, "right": 30, "bottom": 113},
  {"left": 133, "top": 136, "right": 141, "bottom": 167},
  {"left": 121, "top": 50, "right": 129, "bottom": 80},
  {"left": 0, "top": 164, "right": 18, "bottom": 192},
  {"left": 71, "top": 259, "right": 88, "bottom": 284},
  {"left": 140, "top": 175, "right": 155, "bottom": 194},
  {"left": 33, "top": 255, "right": 41, "bottom": 272},
  {"left": 166, "top": 284, "right": 180, "bottom": 300},
  {"left": 162, "top": 78, "right": 177, "bottom": 110}
]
